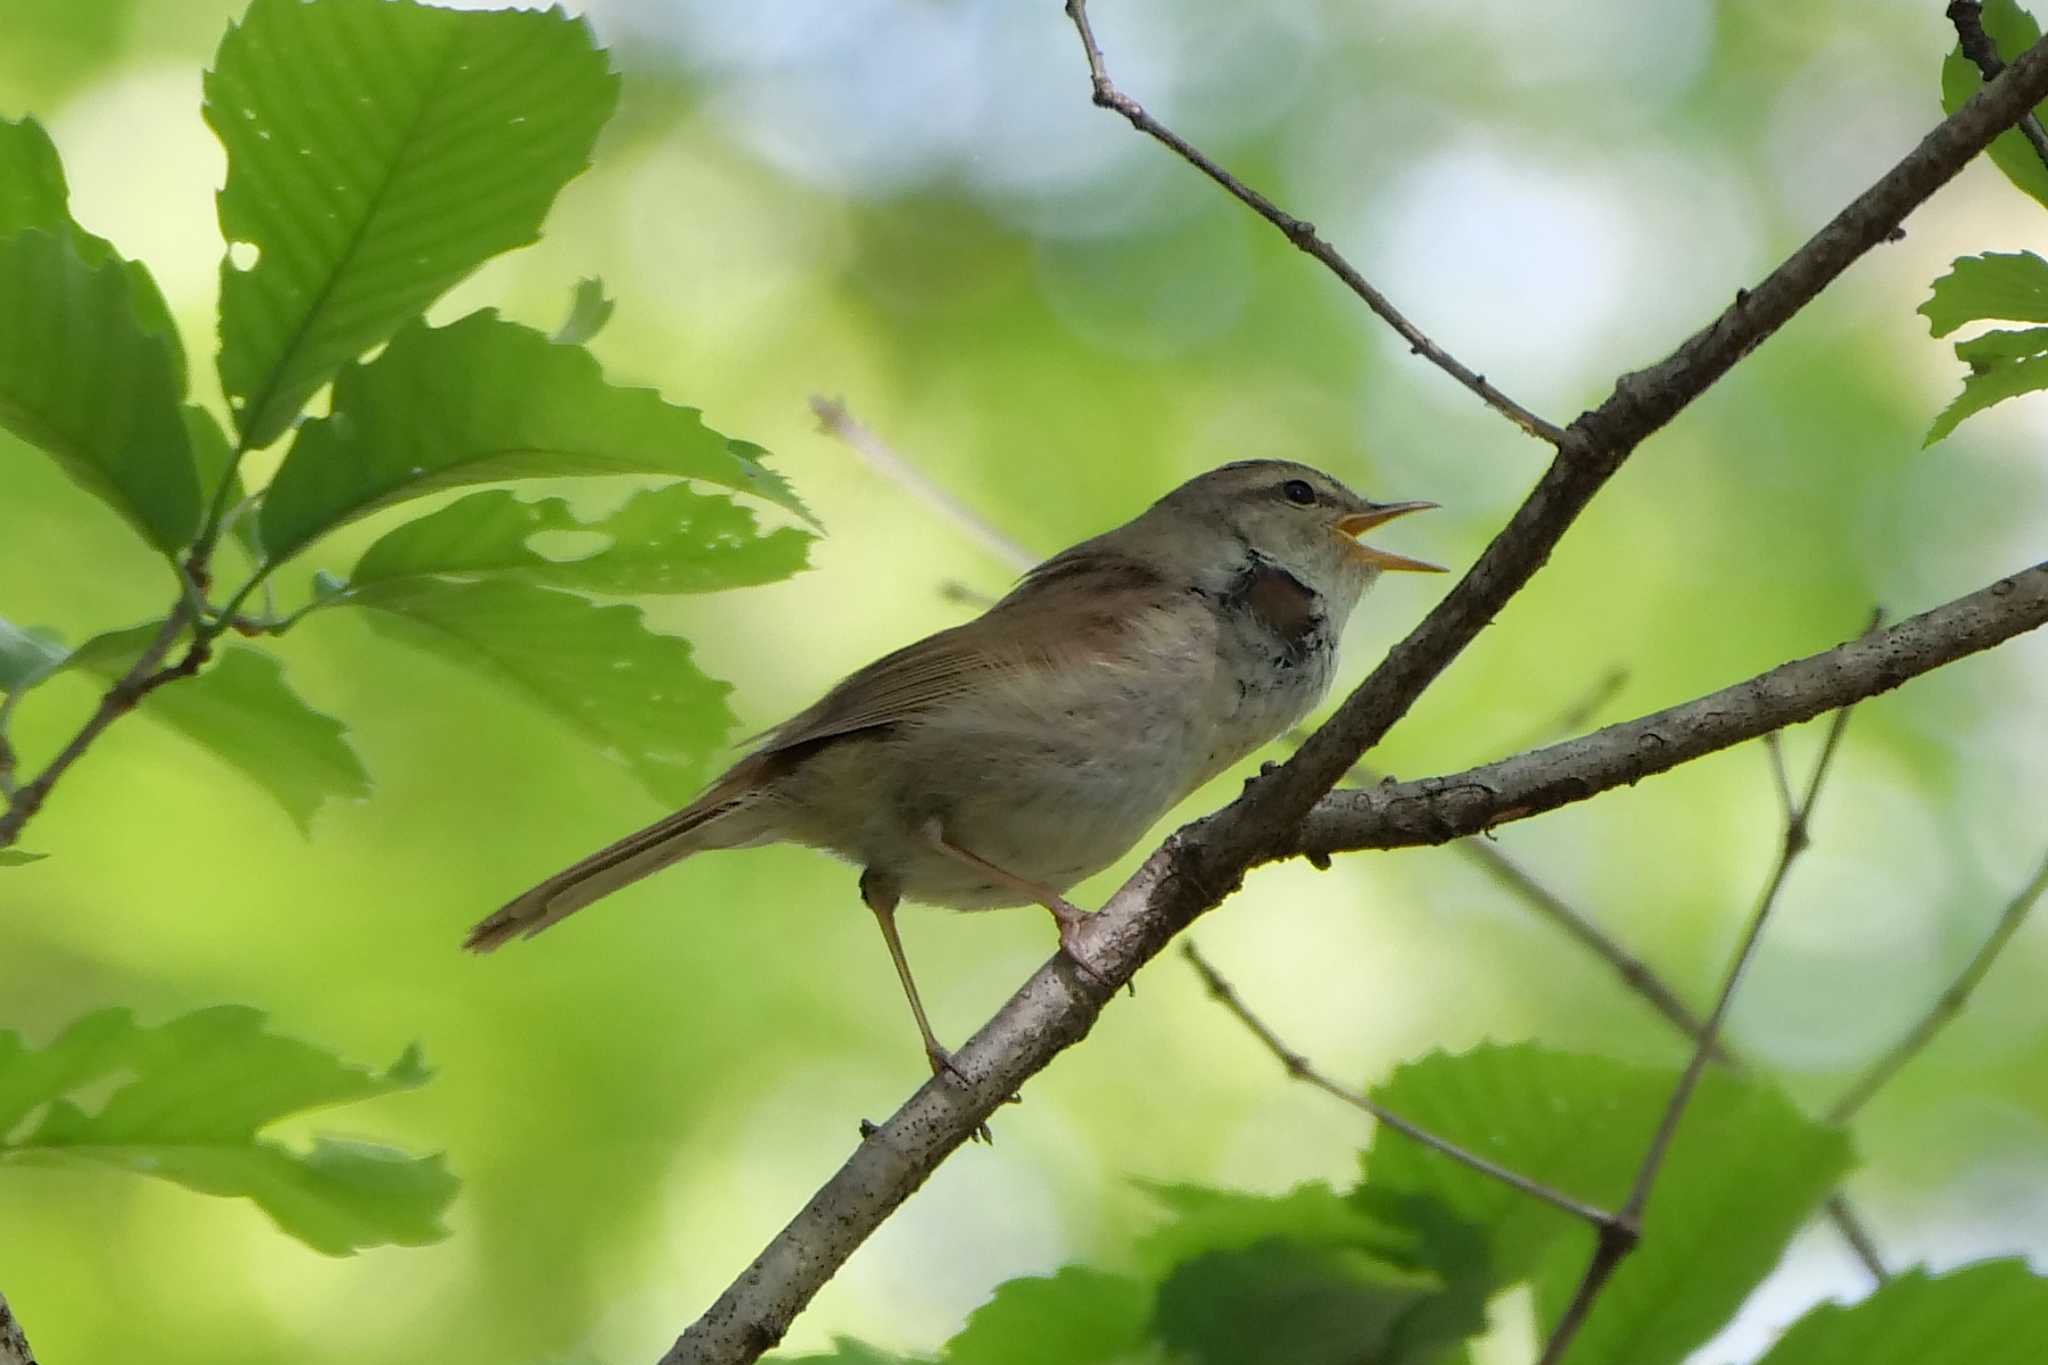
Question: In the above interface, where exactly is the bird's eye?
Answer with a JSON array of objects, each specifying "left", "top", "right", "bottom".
[{"left": 1281, "top": 479, "right": 1317, "bottom": 506}]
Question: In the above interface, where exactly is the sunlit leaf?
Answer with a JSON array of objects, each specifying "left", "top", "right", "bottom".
[
  {"left": 350, "top": 577, "right": 732, "bottom": 803},
  {"left": 1941, "top": 0, "right": 2048, "bottom": 210},
  {"left": 69, "top": 625, "right": 370, "bottom": 834},
  {"left": 207, "top": 0, "right": 618, "bottom": 448},
  {"left": 1752, "top": 1260, "right": 2048, "bottom": 1365},
  {"left": 552, "top": 275, "right": 615, "bottom": 346},
  {"left": 0, "top": 230, "right": 198, "bottom": 552},
  {"left": 1359, "top": 1043, "right": 1852, "bottom": 1365},
  {"left": 940, "top": 1268, "right": 1148, "bottom": 1365},
  {"left": 260, "top": 310, "right": 809, "bottom": 563},
  {"left": 350, "top": 485, "right": 812, "bottom": 597},
  {"left": 1920, "top": 252, "right": 2048, "bottom": 338},
  {"left": 0, "top": 1006, "right": 454, "bottom": 1255},
  {"left": 0, "top": 114, "right": 184, "bottom": 387}
]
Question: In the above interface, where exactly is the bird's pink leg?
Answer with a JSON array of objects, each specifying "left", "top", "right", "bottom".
[{"left": 921, "top": 821, "right": 1113, "bottom": 988}]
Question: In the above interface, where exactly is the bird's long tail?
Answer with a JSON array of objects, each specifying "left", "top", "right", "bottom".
[{"left": 464, "top": 795, "right": 745, "bottom": 952}]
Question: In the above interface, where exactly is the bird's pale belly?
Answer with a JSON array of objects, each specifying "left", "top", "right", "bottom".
[{"left": 779, "top": 637, "right": 1326, "bottom": 910}]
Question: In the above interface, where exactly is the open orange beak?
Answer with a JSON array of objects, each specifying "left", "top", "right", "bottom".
[{"left": 1337, "top": 501, "right": 1445, "bottom": 573}]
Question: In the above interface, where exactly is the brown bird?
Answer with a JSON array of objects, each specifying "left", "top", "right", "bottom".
[{"left": 468, "top": 461, "right": 1441, "bottom": 1073}]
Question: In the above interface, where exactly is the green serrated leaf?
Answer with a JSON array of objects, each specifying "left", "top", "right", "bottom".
[
  {"left": 939, "top": 1268, "right": 1149, "bottom": 1365},
  {"left": 1358, "top": 1044, "right": 1852, "bottom": 1365},
  {"left": 553, "top": 275, "right": 615, "bottom": 346},
  {"left": 207, "top": 0, "right": 619, "bottom": 449},
  {"left": 1154, "top": 1240, "right": 1438, "bottom": 1365},
  {"left": 0, "top": 850, "right": 46, "bottom": 866},
  {"left": 0, "top": 616, "right": 68, "bottom": 692},
  {"left": 1920, "top": 252, "right": 2048, "bottom": 337},
  {"left": 0, "top": 230, "right": 199, "bottom": 552},
  {"left": 350, "top": 577, "right": 732, "bottom": 804},
  {"left": 0, "top": 1006, "right": 454, "bottom": 1255},
  {"left": 260, "top": 310, "right": 810, "bottom": 563},
  {"left": 350, "top": 485, "right": 812, "bottom": 597},
  {"left": 69, "top": 625, "right": 370, "bottom": 834},
  {"left": 1927, "top": 349, "right": 2048, "bottom": 444},
  {"left": 1752, "top": 1260, "right": 2048, "bottom": 1365},
  {"left": 1941, "top": 0, "right": 2048, "bottom": 209},
  {"left": 0, "top": 114, "right": 185, "bottom": 388}
]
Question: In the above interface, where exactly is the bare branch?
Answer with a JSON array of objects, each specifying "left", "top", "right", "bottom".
[
  {"left": 808, "top": 396, "right": 1038, "bottom": 572},
  {"left": 1293, "top": 567, "right": 2046, "bottom": 863},
  {"left": 1826, "top": 844, "right": 2048, "bottom": 1125},
  {"left": 1537, "top": 699, "right": 1863, "bottom": 1363},
  {"left": 1949, "top": 0, "right": 2048, "bottom": 171},
  {"left": 665, "top": 30, "right": 2048, "bottom": 1365},
  {"left": 1181, "top": 941, "right": 1614, "bottom": 1226},
  {"left": 1059, "top": 0, "right": 1566, "bottom": 445}
]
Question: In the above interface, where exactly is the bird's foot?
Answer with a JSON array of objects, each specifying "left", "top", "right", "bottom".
[
  {"left": 1048, "top": 900, "right": 1115, "bottom": 991},
  {"left": 922, "top": 1044, "right": 994, "bottom": 1142}
]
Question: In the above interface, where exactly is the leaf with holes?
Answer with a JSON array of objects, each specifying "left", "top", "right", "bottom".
[
  {"left": 349, "top": 577, "right": 732, "bottom": 804},
  {"left": 1941, "top": 0, "right": 2048, "bottom": 210},
  {"left": 0, "top": 230, "right": 198, "bottom": 552},
  {"left": 1751, "top": 1260, "right": 2048, "bottom": 1365},
  {"left": 67, "top": 625, "right": 371, "bottom": 834},
  {"left": 260, "top": 310, "right": 808, "bottom": 563},
  {"left": 206, "top": 0, "right": 618, "bottom": 448},
  {"left": 350, "top": 485, "right": 811, "bottom": 597},
  {"left": 0, "top": 1006, "right": 454, "bottom": 1255},
  {"left": 1358, "top": 1043, "right": 1851, "bottom": 1365},
  {"left": 0, "top": 114, "right": 184, "bottom": 387}
]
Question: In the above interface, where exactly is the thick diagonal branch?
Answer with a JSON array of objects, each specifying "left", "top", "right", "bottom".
[{"left": 664, "top": 32, "right": 2048, "bottom": 1365}]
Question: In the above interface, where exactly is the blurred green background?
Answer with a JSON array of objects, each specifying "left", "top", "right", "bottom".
[{"left": 3, "top": 1, "right": 2046, "bottom": 1361}]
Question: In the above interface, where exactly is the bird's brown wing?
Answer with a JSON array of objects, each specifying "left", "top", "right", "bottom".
[{"left": 746, "top": 544, "right": 1170, "bottom": 758}]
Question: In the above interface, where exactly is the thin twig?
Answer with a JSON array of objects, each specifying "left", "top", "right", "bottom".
[
  {"left": 1059, "top": 0, "right": 1567, "bottom": 446},
  {"left": 1822, "top": 1194, "right": 1891, "bottom": 1282},
  {"left": 809, "top": 396, "right": 1039, "bottom": 571},
  {"left": 1182, "top": 941, "right": 1615, "bottom": 1226},
  {"left": 0, "top": 605, "right": 191, "bottom": 848},
  {"left": 1826, "top": 844, "right": 2048, "bottom": 1125},
  {"left": 1950, "top": 1, "right": 2048, "bottom": 172},
  {"left": 1537, "top": 703, "right": 1862, "bottom": 1364}
]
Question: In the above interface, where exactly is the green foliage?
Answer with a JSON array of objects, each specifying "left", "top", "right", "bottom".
[
  {"left": 351, "top": 578, "right": 732, "bottom": 804},
  {"left": 1362, "top": 1044, "right": 1852, "bottom": 1365},
  {"left": 260, "top": 309, "right": 808, "bottom": 563},
  {"left": 0, "top": 1006, "right": 455, "bottom": 1255},
  {"left": 1752, "top": 1260, "right": 2048, "bottom": 1365},
  {"left": 795, "top": 1046, "right": 1856, "bottom": 1365},
  {"left": 0, "top": 851, "right": 46, "bottom": 866},
  {"left": 1941, "top": 0, "right": 2048, "bottom": 210},
  {"left": 73, "top": 632, "right": 372, "bottom": 834},
  {"left": 1921, "top": 252, "right": 2048, "bottom": 441},
  {"left": 942, "top": 1268, "right": 1151, "bottom": 1365},
  {"left": 552, "top": 276, "right": 616, "bottom": 347},
  {"left": 0, "top": 115, "right": 185, "bottom": 385},
  {"left": 207, "top": 0, "right": 618, "bottom": 449},
  {"left": 0, "top": 230, "right": 198, "bottom": 553},
  {"left": 350, "top": 485, "right": 813, "bottom": 596}
]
